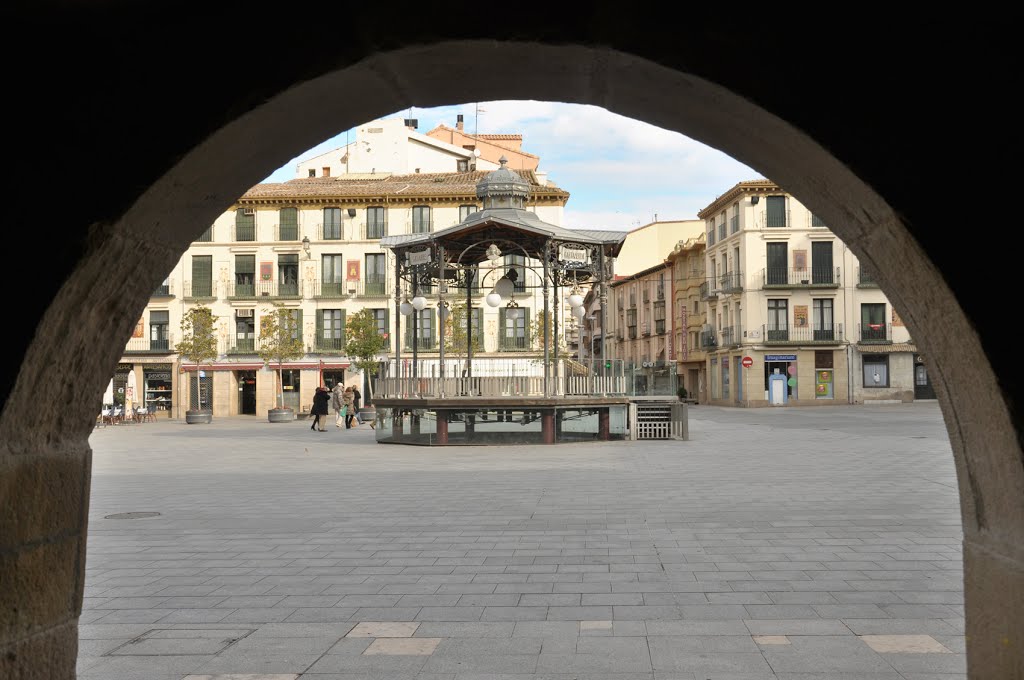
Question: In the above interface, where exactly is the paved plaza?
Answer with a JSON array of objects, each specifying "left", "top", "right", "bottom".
[{"left": 78, "top": 402, "right": 966, "bottom": 679}]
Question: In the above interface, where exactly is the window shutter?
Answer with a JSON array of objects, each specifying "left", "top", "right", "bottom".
[
  {"left": 316, "top": 310, "right": 324, "bottom": 341},
  {"left": 524, "top": 308, "right": 531, "bottom": 345}
]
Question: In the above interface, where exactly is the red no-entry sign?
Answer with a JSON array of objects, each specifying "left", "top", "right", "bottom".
[{"left": 741, "top": 356, "right": 753, "bottom": 368}]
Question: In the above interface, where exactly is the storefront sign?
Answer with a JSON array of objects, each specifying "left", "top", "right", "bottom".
[{"left": 765, "top": 354, "right": 797, "bottom": 361}]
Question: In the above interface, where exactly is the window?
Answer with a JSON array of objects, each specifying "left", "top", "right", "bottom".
[
  {"left": 318, "top": 309, "right": 345, "bottom": 351},
  {"left": 767, "top": 299, "right": 788, "bottom": 340},
  {"left": 459, "top": 204, "right": 478, "bottom": 222},
  {"left": 190, "top": 255, "right": 212, "bottom": 297},
  {"left": 811, "top": 241, "right": 834, "bottom": 284},
  {"left": 194, "top": 225, "right": 213, "bottom": 242},
  {"left": 813, "top": 298, "right": 834, "bottom": 340},
  {"left": 412, "top": 205, "right": 431, "bottom": 233},
  {"left": 718, "top": 213, "right": 727, "bottom": 241},
  {"left": 235, "top": 310, "right": 255, "bottom": 352},
  {"left": 654, "top": 300, "right": 666, "bottom": 334},
  {"left": 505, "top": 254, "right": 526, "bottom": 292},
  {"left": 405, "top": 309, "right": 435, "bottom": 349},
  {"left": 365, "top": 253, "right": 386, "bottom": 295},
  {"left": 500, "top": 307, "right": 529, "bottom": 350},
  {"left": 322, "top": 166, "right": 330, "bottom": 177},
  {"left": 627, "top": 308, "right": 638, "bottom": 339},
  {"left": 707, "top": 220, "right": 715, "bottom": 245},
  {"left": 308, "top": 169, "right": 316, "bottom": 177},
  {"left": 811, "top": 213, "right": 826, "bottom": 227},
  {"left": 863, "top": 354, "right": 889, "bottom": 387},
  {"left": 366, "top": 206, "right": 386, "bottom": 239},
  {"left": 279, "top": 207, "right": 298, "bottom": 241},
  {"left": 765, "top": 195, "right": 787, "bottom": 228},
  {"left": 731, "top": 202, "right": 739, "bottom": 233},
  {"left": 323, "top": 207, "right": 342, "bottom": 240},
  {"left": 235, "top": 208, "right": 255, "bottom": 241},
  {"left": 457, "top": 159, "right": 469, "bottom": 172},
  {"left": 372, "top": 308, "right": 390, "bottom": 348},
  {"left": 766, "top": 242, "right": 788, "bottom": 285},
  {"left": 322, "top": 254, "right": 343, "bottom": 296},
  {"left": 149, "top": 311, "right": 169, "bottom": 351},
  {"left": 278, "top": 254, "right": 299, "bottom": 296},
  {"left": 235, "top": 255, "right": 255, "bottom": 297},
  {"left": 861, "top": 302, "right": 887, "bottom": 341}
]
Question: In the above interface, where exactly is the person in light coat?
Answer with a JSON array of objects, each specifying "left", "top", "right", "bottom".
[{"left": 332, "top": 382, "right": 345, "bottom": 428}]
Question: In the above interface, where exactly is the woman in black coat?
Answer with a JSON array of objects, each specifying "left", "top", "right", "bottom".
[{"left": 310, "top": 385, "right": 331, "bottom": 431}]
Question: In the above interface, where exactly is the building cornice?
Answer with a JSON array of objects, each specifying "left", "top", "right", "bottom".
[{"left": 697, "top": 179, "right": 780, "bottom": 219}]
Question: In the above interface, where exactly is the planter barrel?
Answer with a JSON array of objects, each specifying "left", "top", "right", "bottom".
[
  {"left": 268, "top": 408, "right": 295, "bottom": 423},
  {"left": 185, "top": 410, "right": 212, "bottom": 424}
]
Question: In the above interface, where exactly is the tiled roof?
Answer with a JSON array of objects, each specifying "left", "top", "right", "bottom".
[
  {"left": 239, "top": 170, "right": 567, "bottom": 202},
  {"left": 425, "top": 125, "right": 540, "bottom": 160}
]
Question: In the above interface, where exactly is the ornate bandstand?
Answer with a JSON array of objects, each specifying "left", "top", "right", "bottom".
[{"left": 375, "top": 158, "right": 629, "bottom": 445}]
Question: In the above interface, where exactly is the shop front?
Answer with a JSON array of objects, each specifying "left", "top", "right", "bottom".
[{"left": 143, "top": 365, "right": 173, "bottom": 417}]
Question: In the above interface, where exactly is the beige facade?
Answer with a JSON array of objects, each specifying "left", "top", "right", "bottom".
[
  {"left": 118, "top": 159, "right": 570, "bottom": 420},
  {"left": 697, "top": 180, "right": 924, "bottom": 407},
  {"left": 613, "top": 219, "right": 703, "bottom": 278},
  {"left": 606, "top": 263, "right": 672, "bottom": 365},
  {"left": 665, "top": 233, "right": 708, "bottom": 403}
]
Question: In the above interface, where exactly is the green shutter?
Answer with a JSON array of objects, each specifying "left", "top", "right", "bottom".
[
  {"left": 192, "top": 255, "right": 212, "bottom": 297},
  {"left": 279, "top": 207, "right": 298, "bottom": 240},
  {"left": 316, "top": 310, "right": 324, "bottom": 347}
]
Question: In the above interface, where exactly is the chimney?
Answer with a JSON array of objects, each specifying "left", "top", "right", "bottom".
[{"left": 457, "top": 114, "right": 464, "bottom": 131}]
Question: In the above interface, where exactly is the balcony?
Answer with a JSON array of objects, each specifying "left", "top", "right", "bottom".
[
  {"left": 404, "top": 335, "right": 438, "bottom": 351},
  {"left": 411, "top": 218, "right": 433, "bottom": 234},
  {"left": 275, "top": 223, "right": 300, "bottom": 241},
  {"left": 151, "top": 280, "right": 173, "bottom": 297},
  {"left": 763, "top": 324, "right": 843, "bottom": 345},
  {"left": 314, "top": 337, "right": 347, "bottom": 354},
  {"left": 700, "top": 328, "right": 717, "bottom": 349},
  {"left": 123, "top": 335, "right": 174, "bottom": 353},
  {"left": 357, "top": 276, "right": 389, "bottom": 297},
  {"left": 227, "top": 281, "right": 301, "bottom": 299},
  {"left": 226, "top": 338, "right": 257, "bottom": 355},
  {"left": 718, "top": 271, "right": 743, "bottom": 294},
  {"left": 857, "top": 267, "right": 880, "bottom": 288},
  {"left": 232, "top": 225, "right": 256, "bottom": 242},
  {"left": 699, "top": 280, "right": 715, "bottom": 301},
  {"left": 309, "top": 281, "right": 348, "bottom": 299},
  {"left": 719, "top": 325, "right": 742, "bottom": 348},
  {"left": 758, "top": 208, "right": 791, "bottom": 229},
  {"left": 498, "top": 335, "right": 532, "bottom": 352},
  {"left": 319, "top": 222, "right": 344, "bottom": 240},
  {"left": 762, "top": 267, "right": 840, "bottom": 288},
  {"left": 183, "top": 281, "right": 217, "bottom": 301},
  {"left": 361, "top": 221, "right": 388, "bottom": 240},
  {"left": 858, "top": 322, "right": 891, "bottom": 343}
]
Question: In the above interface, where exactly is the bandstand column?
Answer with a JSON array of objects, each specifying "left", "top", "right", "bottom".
[{"left": 542, "top": 409, "right": 555, "bottom": 444}]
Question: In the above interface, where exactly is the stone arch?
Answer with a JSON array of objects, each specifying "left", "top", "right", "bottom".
[{"left": 0, "top": 38, "right": 1018, "bottom": 680}]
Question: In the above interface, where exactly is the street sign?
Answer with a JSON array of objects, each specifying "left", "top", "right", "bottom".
[{"left": 741, "top": 356, "right": 753, "bottom": 368}]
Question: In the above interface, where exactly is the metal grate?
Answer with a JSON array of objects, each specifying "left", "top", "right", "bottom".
[{"left": 635, "top": 403, "right": 673, "bottom": 439}]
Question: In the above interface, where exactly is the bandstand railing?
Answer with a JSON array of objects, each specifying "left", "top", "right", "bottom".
[{"left": 376, "top": 357, "right": 628, "bottom": 398}]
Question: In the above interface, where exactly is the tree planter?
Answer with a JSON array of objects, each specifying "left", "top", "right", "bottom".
[
  {"left": 267, "top": 407, "right": 294, "bottom": 423},
  {"left": 185, "top": 410, "right": 212, "bottom": 424}
]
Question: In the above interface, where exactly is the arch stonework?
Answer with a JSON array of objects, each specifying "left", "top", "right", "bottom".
[{"left": 0, "top": 17, "right": 1018, "bottom": 680}]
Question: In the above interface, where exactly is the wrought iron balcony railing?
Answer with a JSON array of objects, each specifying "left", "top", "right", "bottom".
[
  {"left": 763, "top": 324, "right": 843, "bottom": 344},
  {"left": 151, "top": 280, "right": 173, "bottom": 297},
  {"left": 498, "top": 335, "right": 532, "bottom": 351},
  {"left": 183, "top": 281, "right": 217, "bottom": 300},
  {"left": 226, "top": 338, "right": 257, "bottom": 355},
  {"left": 356, "top": 276, "right": 389, "bottom": 297},
  {"left": 859, "top": 322, "right": 891, "bottom": 343},
  {"left": 719, "top": 325, "right": 742, "bottom": 348},
  {"left": 123, "top": 336, "right": 174, "bottom": 353},
  {"left": 857, "top": 267, "right": 880, "bottom": 287},
  {"left": 310, "top": 281, "right": 348, "bottom": 299},
  {"left": 314, "top": 336, "right": 347, "bottom": 353},
  {"left": 718, "top": 271, "right": 743, "bottom": 293},
  {"left": 699, "top": 280, "right": 714, "bottom": 301},
  {"left": 275, "top": 223, "right": 300, "bottom": 241},
  {"left": 361, "top": 221, "right": 388, "bottom": 239},
  {"left": 700, "top": 328, "right": 717, "bottom": 349},
  {"left": 762, "top": 267, "right": 840, "bottom": 288},
  {"left": 232, "top": 225, "right": 256, "bottom": 242}
]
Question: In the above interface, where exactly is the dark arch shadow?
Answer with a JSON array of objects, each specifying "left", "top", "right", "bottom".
[{"left": 0, "top": 29, "right": 1018, "bottom": 680}]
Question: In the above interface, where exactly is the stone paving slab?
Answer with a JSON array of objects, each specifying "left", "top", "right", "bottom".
[{"left": 79, "top": 403, "right": 966, "bottom": 679}]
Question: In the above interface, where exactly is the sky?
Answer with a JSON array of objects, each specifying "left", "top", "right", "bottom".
[{"left": 261, "top": 100, "right": 763, "bottom": 231}]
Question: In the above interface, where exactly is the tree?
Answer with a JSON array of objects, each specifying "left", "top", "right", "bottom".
[
  {"left": 345, "top": 308, "right": 387, "bottom": 402},
  {"left": 257, "top": 306, "right": 305, "bottom": 411},
  {"left": 176, "top": 305, "right": 219, "bottom": 412},
  {"left": 530, "top": 310, "right": 566, "bottom": 355},
  {"left": 443, "top": 303, "right": 483, "bottom": 354}
]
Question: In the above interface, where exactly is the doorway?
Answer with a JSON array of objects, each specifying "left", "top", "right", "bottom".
[
  {"left": 914, "top": 354, "right": 936, "bottom": 400},
  {"left": 237, "top": 370, "right": 256, "bottom": 415},
  {"left": 323, "top": 369, "right": 345, "bottom": 391}
]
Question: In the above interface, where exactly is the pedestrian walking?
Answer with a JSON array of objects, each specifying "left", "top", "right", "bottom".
[
  {"left": 310, "top": 385, "right": 330, "bottom": 431},
  {"left": 331, "top": 382, "right": 345, "bottom": 428},
  {"left": 342, "top": 385, "right": 356, "bottom": 429},
  {"left": 352, "top": 385, "right": 363, "bottom": 425}
]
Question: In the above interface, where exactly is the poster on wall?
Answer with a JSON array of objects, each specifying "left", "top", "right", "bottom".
[
  {"left": 793, "top": 250, "right": 807, "bottom": 270},
  {"left": 132, "top": 317, "right": 145, "bottom": 338},
  {"left": 794, "top": 305, "right": 808, "bottom": 327},
  {"left": 347, "top": 260, "right": 361, "bottom": 281},
  {"left": 260, "top": 262, "right": 273, "bottom": 281}
]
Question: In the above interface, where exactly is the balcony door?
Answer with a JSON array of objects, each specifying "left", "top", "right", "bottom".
[
  {"left": 322, "top": 254, "right": 343, "bottom": 296},
  {"left": 811, "top": 241, "right": 834, "bottom": 284},
  {"left": 813, "top": 298, "right": 834, "bottom": 341},
  {"left": 766, "top": 242, "right": 787, "bottom": 285}
]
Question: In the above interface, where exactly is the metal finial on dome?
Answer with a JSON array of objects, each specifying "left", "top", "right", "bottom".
[{"left": 476, "top": 154, "right": 530, "bottom": 209}]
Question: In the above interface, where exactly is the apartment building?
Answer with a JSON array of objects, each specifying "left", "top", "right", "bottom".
[
  {"left": 698, "top": 180, "right": 933, "bottom": 406},
  {"left": 606, "top": 263, "right": 675, "bottom": 394},
  {"left": 665, "top": 232, "right": 707, "bottom": 403},
  {"left": 114, "top": 125, "right": 569, "bottom": 420},
  {"left": 613, "top": 219, "right": 703, "bottom": 278}
]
